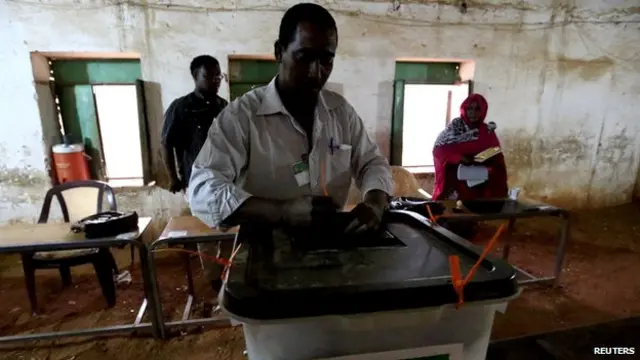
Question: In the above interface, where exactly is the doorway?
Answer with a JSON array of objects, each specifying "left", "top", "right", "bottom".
[
  {"left": 51, "top": 59, "right": 151, "bottom": 187},
  {"left": 93, "top": 85, "right": 145, "bottom": 187}
]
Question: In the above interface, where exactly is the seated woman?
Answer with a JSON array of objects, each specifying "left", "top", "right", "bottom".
[{"left": 432, "top": 94, "right": 508, "bottom": 237}]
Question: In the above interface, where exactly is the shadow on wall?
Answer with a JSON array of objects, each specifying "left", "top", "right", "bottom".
[
  {"left": 31, "top": 53, "right": 59, "bottom": 185},
  {"left": 375, "top": 80, "right": 394, "bottom": 159},
  {"left": 141, "top": 81, "right": 171, "bottom": 190},
  {"left": 34, "top": 82, "right": 59, "bottom": 183}
]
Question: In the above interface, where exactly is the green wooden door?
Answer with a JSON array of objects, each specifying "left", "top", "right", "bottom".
[
  {"left": 51, "top": 60, "right": 142, "bottom": 85},
  {"left": 228, "top": 59, "right": 278, "bottom": 101},
  {"left": 230, "top": 83, "right": 266, "bottom": 101},
  {"left": 394, "top": 62, "right": 459, "bottom": 84},
  {"left": 390, "top": 80, "right": 405, "bottom": 166}
]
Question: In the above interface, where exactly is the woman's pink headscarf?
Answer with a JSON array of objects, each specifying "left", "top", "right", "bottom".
[{"left": 460, "top": 94, "right": 488, "bottom": 125}]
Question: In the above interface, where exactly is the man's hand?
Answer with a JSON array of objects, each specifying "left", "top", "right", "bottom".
[
  {"left": 345, "top": 189, "right": 389, "bottom": 233},
  {"left": 281, "top": 196, "right": 339, "bottom": 227},
  {"left": 169, "top": 177, "right": 186, "bottom": 193}
]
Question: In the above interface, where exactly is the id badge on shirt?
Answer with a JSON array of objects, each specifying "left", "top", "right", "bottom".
[{"left": 292, "top": 159, "right": 310, "bottom": 187}]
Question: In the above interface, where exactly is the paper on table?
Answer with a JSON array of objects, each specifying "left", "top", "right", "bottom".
[
  {"left": 167, "top": 230, "right": 188, "bottom": 238},
  {"left": 457, "top": 165, "right": 488, "bottom": 180},
  {"left": 115, "top": 231, "right": 138, "bottom": 239},
  {"left": 458, "top": 165, "right": 489, "bottom": 188},
  {"left": 466, "top": 179, "right": 486, "bottom": 187}
]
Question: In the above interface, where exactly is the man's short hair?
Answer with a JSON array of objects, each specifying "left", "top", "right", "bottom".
[
  {"left": 278, "top": 3, "right": 338, "bottom": 48},
  {"left": 190, "top": 55, "right": 220, "bottom": 78}
]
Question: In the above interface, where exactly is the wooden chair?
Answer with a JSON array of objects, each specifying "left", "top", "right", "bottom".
[{"left": 21, "top": 180, "right": 121, "bottom": 313}]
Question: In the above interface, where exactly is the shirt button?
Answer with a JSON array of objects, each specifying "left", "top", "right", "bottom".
[{"left": 206, "top": 101, "right": 210, "bottom": 104}]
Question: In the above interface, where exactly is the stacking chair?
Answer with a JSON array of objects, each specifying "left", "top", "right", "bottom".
[
  {"left": 21, "top": 180, "right": 122, "bottom": 313},
  {"left": 345, "top": 165, "right": 432, "bottom": 207}
]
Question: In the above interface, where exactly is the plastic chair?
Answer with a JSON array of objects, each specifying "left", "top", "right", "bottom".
[
  {"left": 21, "top": 180, "right": 121, "bottom": 313},
  {"left": 390, "top": 166, "right": 432, "bottom": 199},
  {"left": 345, "top": 166, "right": 431, "bottom": 207}
]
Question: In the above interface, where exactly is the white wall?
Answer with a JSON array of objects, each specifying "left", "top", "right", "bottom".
[{"left": 1, "top": 0, "right": 639, "bottom": 226}]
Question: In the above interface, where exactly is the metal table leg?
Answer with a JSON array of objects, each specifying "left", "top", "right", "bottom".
[
  {"left": 553, "top": 213, "right": 570, "bottom": 287},
  {"left": 146, "top": 246, "right": 166, "bottom": 339},
  {"left": 182, "top": 247, "right": 196, "bottom": 321},
  {"left": 502, "top": 217, "right": 517, "bottom": 261},
  {"left": 136, "top": 243, "right": 159, "bottom": 336},
  {"left": 505, "top": 212, "right": 569, "bottom": 287},
  {"left": 147, "top": 235, "right": 237, "bottom": 339},
  {"left": 134, "top": 299, "right": 148, "bottom": 325},
  {"left": 0, "top": 240, "right": 156, "bottom": 344}
]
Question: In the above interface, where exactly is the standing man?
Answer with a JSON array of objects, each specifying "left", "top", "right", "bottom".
[
  {"left": 161, "top": 55, "right": 228, "bottom": 194},
  {"left": 161, "top": 55, "right": 228, "bottom": 295},
  {"left": 188, "top": 4, "right": 393, "bottom": 238}
]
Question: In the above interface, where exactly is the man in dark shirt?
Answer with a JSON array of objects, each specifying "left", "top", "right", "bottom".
[
  {"left": 161, "top": 55, "right": 228, "bottom": 298},
  {"left": 161, "top": 55, "right": 228, "bottom": 193}
]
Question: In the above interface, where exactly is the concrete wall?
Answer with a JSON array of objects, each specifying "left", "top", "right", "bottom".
[{"left": 1, "top": 0, "right": 639, "bottom": 229}]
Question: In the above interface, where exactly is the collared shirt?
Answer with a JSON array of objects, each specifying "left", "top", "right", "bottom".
[
  {"left": 188, "top": 78, "right": 393, "bottom": 228},
  {"left": 161, "top": 92, "right": 228, "bottom": 183}
]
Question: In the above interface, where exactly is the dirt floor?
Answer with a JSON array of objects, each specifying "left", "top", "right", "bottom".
[{"left": 1, "top": 203, "right": 639, "bottom": 359}]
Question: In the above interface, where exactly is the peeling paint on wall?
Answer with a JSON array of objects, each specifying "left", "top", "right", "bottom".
[
  {"left": 555, "top": 56, "right": 615, "bottom": 82},
  {"left": 0, "top": 167, "right": 48, "bottom": 188}
]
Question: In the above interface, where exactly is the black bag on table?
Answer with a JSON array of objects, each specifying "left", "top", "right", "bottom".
[{"left": 71, "top": 211, "right": 139, "bottom": 239}]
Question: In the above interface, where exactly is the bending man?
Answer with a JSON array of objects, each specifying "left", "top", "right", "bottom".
[{"left": 188, "top": 3, "right": 393, "bottom": 239}]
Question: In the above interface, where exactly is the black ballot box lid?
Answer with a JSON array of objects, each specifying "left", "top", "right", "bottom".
[{"left": 221, "top": 211, "right": 518, "bottom": 321}]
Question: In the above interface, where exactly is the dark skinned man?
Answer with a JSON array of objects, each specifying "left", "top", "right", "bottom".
[
  {"left": 161, "top": 55, "right": 228, "bottom": 194},
  {"left": 161, "top": 55, "right": 228, "bottom": 295},
  {"left": 188, "top": 4, "right": 392, "bottom": 245}
]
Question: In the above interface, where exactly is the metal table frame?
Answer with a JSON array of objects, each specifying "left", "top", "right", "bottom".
[
  {"left": 147, "top": 233, "right": 237, "bottom": 339},
  {"left": 0, "top": 237, "right": 157, "bottom": 343},
  {"left": 0, "top": 199, "right": 565, "bottom": 343},
  {"left": 437, "top": 202, "right": 570, "bottom": 286}
]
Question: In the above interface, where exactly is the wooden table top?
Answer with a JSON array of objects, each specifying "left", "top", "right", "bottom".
[
  {"left": 159, "top": 216, "right": 238, "bottom": 239},
  {"left": 0, "top": 217, "right": 152, "bottom": 250},
  {"left": 434, "top": 197, "right": 554, "bottom": 219}
]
